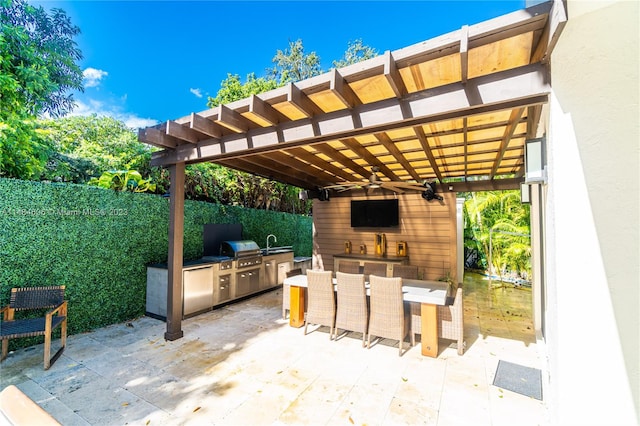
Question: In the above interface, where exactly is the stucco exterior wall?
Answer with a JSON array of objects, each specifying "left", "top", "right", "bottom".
[{"left": 547, "top": 1, "right": 639, "bottom": 424}]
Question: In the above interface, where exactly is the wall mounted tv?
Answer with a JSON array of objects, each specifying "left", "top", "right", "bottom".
[{"left": 351, "top": 199, "right": 399, "bottom": 228}]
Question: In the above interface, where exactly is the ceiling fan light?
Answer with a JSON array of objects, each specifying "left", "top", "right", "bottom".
[{"left": 368, "top": 183, "right": 381, "bottom": 189}]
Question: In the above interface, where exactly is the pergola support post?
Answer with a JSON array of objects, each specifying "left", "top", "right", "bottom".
[{"left": 165, "top": 162, "right": 185, "bottom": 341}]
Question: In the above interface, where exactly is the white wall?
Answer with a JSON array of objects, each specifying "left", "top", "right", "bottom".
[{"left": 546, "top": 1, "right": 639, "bottom": 424}]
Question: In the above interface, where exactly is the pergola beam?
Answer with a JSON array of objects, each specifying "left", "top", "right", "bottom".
[
  {"left": 216, "top": 104, "right": 252, "bottom": 133},
  {"left": 139, "top": 127, "right": 178, "bottom": 149},
  {"left": 249, "top": 94, "right": 281, "bottom": 126},
  {"left": 286, "top": 147, "right": 358, "bottom": 183},
  {"left": 329, "top": 68, "right": 361, "bottom": 108},
  {"left": 339, "top": 137, "right": 400, "bottom": 181},
  {"left": 190, "top": 113, "right": 223, "bottom": 139},
  {"left": 151, "top": 63, "right": 550, "bottom": 167},
  {"left": 287, "top": 82, "right": 323, "bottom": 118},
  {"left": 490, "top": 107, "right": 525, "bottom": 178},
  {"left": 383, "top": 50, "right": 406, "bottom": 98},
  {"left": 313, "top": 143, "right": 371, "bottom": 179},
  {"left": 166, "top": 120, "right": 201, "bottom": 144},
  {"left": 374, "top": 132, "right": 422, "bottom": 182},
  {"left": 414, "top": 126, "right": 444, "bottom": 182},
  {"left": 218, "top": 157, "right": 314, "bottom": 189},
  {"left": 460, "top": 25, "right": 469, "bottom": 83}
]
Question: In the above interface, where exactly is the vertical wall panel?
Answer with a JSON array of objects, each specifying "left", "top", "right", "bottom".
[{"left": 312, "top": 192, "right": 458, "bottom": 281}]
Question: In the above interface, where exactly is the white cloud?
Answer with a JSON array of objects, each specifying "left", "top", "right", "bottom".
[
  {"left": 190, "top": 88, "right": 203, "bottom": 98},
  {"left": 83, "top": 68, "right": 108, "bottom": 88},
  {"left": 69, "top": 99, "right": 158, "bottom": 130}
]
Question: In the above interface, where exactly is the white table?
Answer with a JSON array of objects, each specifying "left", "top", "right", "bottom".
[{"left": 283, "top": 274, "right": 449, "bottom": 357}]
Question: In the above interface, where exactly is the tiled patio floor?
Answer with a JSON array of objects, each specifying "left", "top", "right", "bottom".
[{"left": 0, "top": 273, "right": 547, "bottom": 425}]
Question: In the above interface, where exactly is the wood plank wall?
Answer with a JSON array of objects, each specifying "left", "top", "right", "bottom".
[{"left": 312, "top": 192, "right": 458, "bottom": 282}]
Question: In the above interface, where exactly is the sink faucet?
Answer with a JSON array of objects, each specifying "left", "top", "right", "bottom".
[{"left": 266, "top": 234, "right": 277, "bottom": 253}]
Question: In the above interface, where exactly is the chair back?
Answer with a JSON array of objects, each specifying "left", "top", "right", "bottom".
[
  {"left": 437, "top": 286, "right": 465, "bottom": 354},
  {"left": 304, "top": 270, "right": 336, "bottom": 337},
  {"left": 335, "top": 272, "right": 366, "bottom": 301},
  {"left": 392, "top": 265, "right": 418, "bottom": 279},
  {"left": 368, "top": 276, "right": 405, "bottom": 333},
  {"left": 334, "top": 272, "right": 368, "bottom": 341},
  {"left": 338, "top": 260, "right": 361, "bottom": 274},
  {"left": 307, "top": 270, "right": 333, "bottom": 292},
  {"left": 362, "top": 262, "right": 387, "bottom": 280},
  {"left": 286, "top": 268, "right": 303, "bottom": 278},
  {"left": 306, "top": 270, "right": 335, "bottom": 316},
  {"left": 10, "top": 286, "right": 65, "bottom": 311}
]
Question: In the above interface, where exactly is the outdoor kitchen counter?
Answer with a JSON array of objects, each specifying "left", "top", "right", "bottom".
[
  {"left": 333, "top": 253, "right": 409, "bottom": 277},
  {"left": 146, "top": 251, "right": 295, "bottom": 320},
  {"left": 147, "top": 257, "right": 231, "bottom": 269}
]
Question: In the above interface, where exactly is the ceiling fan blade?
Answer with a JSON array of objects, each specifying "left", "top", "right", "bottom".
[
  {"left": 337, "top": 186, "right": 354, "bottom": 192},
  {"left": 380, "top": 183, "right": 406, "bottom": 194},
  {"left": 386, "top": 182, "right": 429, "bottom": 192},
  {"left": 324, "top": 181, "right": 361, "bottom": 189}
]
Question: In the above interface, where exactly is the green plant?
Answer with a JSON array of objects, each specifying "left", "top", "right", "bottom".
[
  {"left": 437, "top": 270, "right": 455, "bottom": 294},
  {"left": 463, "top": 190, "right": 531, "bottom": 278},
  {"left": 89, "top": 170, "right": 156, "bottom": 192}
]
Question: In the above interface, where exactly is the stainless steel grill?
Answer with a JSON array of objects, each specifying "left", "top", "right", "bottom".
[
  {"left": 220, "top": 240, "right": 262, "bottom": 297},
  {"left": 220, "top": 240, "right": 262, "bottom": 268}
]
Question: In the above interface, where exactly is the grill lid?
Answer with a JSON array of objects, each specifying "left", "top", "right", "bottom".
[{"left": 220, "top": 240, "right": 261, "bottom": 258}]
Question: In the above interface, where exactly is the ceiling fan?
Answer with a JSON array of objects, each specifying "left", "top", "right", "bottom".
[{"left": 324, "top": 166, "right": 431, "bottom": 195}]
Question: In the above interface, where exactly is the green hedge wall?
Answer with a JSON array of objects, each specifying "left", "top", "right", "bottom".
[{"left": 0, "top": 178, "right": 312, "bottom": 346}]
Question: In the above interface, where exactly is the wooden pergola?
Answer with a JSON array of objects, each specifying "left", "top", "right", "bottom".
[{"left": 138, "top": 0, "right": 566, "bottom": 340}]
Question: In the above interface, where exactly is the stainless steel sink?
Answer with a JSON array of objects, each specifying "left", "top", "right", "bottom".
[{"left": 261, "top": 246, "right": 293, "bottom": 255}]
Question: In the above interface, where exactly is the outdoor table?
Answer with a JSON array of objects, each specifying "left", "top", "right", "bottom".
[{"left": 283, "top": 274, "right": 449, "bottom": 358}]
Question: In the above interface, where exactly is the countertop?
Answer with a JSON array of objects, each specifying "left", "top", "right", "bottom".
[
  {"left": 148, "top": 249, "right": 297, "bottom": 269},
  {"left": 333, "top": 252, "right": 408, "bottom": 261}
]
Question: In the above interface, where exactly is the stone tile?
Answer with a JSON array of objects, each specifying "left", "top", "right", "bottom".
[
  {"left": 0, "top": 276, "right": 546, "bottom": 425},
  {"left": 220, "top": 382, "right": 299, "bottom": 425},
  {"left": 395, "top": 357, "right": 447, "bottom": 409},
  {"left": 384, "top": 396, "right": 439, "bottom": 425},
  {"left": 13, "top": 380, "right": 89, "bottom": 426}
]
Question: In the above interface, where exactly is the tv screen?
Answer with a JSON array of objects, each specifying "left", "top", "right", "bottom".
[{"left": 351, "top": 199, "right": 399, "bottom": 228}]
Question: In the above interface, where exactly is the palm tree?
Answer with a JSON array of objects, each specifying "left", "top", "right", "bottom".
[{"left": 464, "top": 191, "right": 531, "bottom": 281}]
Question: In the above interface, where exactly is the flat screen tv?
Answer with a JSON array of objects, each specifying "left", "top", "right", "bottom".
[{"left": 351, "top": 199, "right": 399, "bottom": 228}]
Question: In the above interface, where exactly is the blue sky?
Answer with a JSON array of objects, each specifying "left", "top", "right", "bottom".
[{"left": 32, "top": 1, "right": 526, "bottom": 128}]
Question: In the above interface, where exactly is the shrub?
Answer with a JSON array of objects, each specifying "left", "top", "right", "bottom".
[{"left": 0, "top": 178, "right": 312, "bottom": 348}]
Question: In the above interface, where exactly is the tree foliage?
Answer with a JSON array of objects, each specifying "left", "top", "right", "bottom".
[
  {"left": 38, "top": 115, "right": 153, "bottom": 183},
  {"left": 206, "top": 73, "right": 278, "bottom": 108},
  {"left": 332, "top": 39, "right": 378, "bottom": 68},
  {"left": 269, "top": 38, "right": 322, "bottom": 84},
  {"left": 464, "top": 191, "right": 531, "bottom": 280},
  {"left": 0, "top": 0, "right": 83, "bottom": 180},
  {"left": 0, "top": 0, "right": 83, "bottom": 117}
]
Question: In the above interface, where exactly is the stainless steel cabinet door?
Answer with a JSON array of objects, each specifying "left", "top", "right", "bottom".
[{"left": 183, "top": 266, "right": 214, "bottom": 316}]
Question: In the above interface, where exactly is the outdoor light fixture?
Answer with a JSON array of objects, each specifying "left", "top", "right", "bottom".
[
  {"left": 520, "top": 183, "right": 531, "bottom": 204},
  {"left": 524, "top": 137, "right": 547, "bottom": 183}
]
